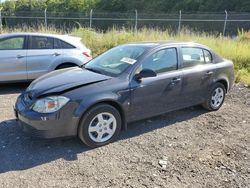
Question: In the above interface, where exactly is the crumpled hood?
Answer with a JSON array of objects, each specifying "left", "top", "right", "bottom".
[{"left": 27, "top": 67, "right": 111, "bottom": 98}]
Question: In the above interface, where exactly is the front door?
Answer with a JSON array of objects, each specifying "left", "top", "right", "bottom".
[
  {"left": 0, "top": 36, "right": 27, "bottom": 82},
  {"left": 129, "top": 47, "right": 183, "bottom": 121}
]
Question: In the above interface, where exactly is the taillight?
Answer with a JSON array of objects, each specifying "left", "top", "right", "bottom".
[{"left": 83, "top": 51, "right": 92, "bottom": 58}]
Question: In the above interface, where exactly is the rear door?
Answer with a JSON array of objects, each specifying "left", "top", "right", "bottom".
[
  {"left": 57, "top": 38, "right": 91, "bottom": 64},
  {"left": 180, "top": 47, "right": 217, "bottom": 106},
  {"left": 26, "top": 36, "right": 63, "bottom": 80},
  {"left": 0, "top": 36, "right": 27, "bottom": 82}
]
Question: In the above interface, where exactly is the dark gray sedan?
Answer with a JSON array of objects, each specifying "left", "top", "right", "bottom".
[{"left": 15, "top": 42, "right": 235, "bottom": 148}]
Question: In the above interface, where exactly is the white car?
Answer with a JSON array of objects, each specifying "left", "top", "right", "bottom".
[{"left": 0, "top": 33, "right": 92, "bottom": 82}]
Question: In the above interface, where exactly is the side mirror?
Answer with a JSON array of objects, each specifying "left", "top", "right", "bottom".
[{"left": 135, "top": 69, "right": 157, "bottom": 80}]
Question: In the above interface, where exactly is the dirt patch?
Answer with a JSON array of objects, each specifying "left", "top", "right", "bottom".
[{"left": 0, "top": 83, "right": 249, "bottom": 188}]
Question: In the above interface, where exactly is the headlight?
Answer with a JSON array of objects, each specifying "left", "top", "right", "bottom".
[{"left": 32, "top": 96, "right": 70, "bottom": 113}]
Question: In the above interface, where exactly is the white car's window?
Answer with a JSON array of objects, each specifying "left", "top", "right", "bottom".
[
  {"left": 54, "top": 38, "right": 75, "bottom": 49},
  {"left": 0, "top": 37, "right": 24, "bottom": 50},
  {"left": 29, "top": 36, "right": 53, "bottom": 49},
  {"left": 181, "top": 47, "right": 206, "bottom": 68},
  {"left": 140, "top": 48, "right": 178, "bottom": 74},
  {"left": 61, "top": 40, "right": 75, "bottom": 49},
  {"left": 54, "top": 38, "right": 61, "bottom": 49}
]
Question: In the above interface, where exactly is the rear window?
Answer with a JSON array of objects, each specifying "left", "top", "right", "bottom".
[
  {"left": 54, "top": 38, "right": 76, "bottom": 49},
  {"left": 204, "top": 49, "right": 212, "bottom": 63},
  {"left": 54, "top": 38, "right": 61, "bottom": 49},
  {"left": 61, "top": 40, "right": 75, "bottom": 49},
  {"left": 181, "top": 47, "right": 205, "bottom": 68},
  {"left": 29, "top": 36, "right": 53, "bottom": 49}
]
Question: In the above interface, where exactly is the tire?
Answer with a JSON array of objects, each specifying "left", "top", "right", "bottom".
[
  {"left": 202, "top": 83, "right": 226, "bottom": 111},
  {"left": 56, "top": 64, "right": 77, "bottom": 70},
  {"left": 78, "top": 104, "right": 122, "bottom": 148}
]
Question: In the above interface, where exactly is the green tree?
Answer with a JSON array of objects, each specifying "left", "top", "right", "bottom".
[{"left": 2, "top": 0, "right": 250, "bottom": 13}]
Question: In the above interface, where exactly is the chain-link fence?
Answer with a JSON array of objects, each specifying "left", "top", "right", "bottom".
[{"left": 1, "top": 10, "right": 250, "bottom": 35}]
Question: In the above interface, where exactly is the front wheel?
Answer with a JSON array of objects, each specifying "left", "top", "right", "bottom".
[
  {"left": 202, "top": 83, "right": 226, "bottom": 111},
  {"left": 78, "top": 104, "right": 122, "bottom": 148}
]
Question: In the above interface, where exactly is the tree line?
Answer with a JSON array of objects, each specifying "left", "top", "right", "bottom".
[{"left": 1, "top": 0, "right": 250, "bottom": 13}]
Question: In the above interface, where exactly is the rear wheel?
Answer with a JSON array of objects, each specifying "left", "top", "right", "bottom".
[
  {"left": 78, "top": 104, "right": 122, "bottom": 148},
  {"left": 202, "top": 83, "right": 226, "bottom": 111},
  {"left": 56, "top": 63, "right": 77, "bottom": 70}
]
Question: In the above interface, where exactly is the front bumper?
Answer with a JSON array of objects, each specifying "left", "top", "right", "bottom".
[{"left": 15, "top": 94, "right": 80, "bottom": 139}]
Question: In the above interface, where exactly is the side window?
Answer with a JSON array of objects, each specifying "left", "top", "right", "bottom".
[
  {"left": 203, "top": 49, "right": 212, "bottom": 63},
  {"left": 54, "top": 38, "right": 61, "bottom": 49},
  {"left": 0, "top": 37, "right": 24, "bottom": 50},
  {"left": 181, "top": 47, "right": 205, "bottom": 68},
  {"left": 141, "top": 48, "right": 178, "bottom": 74},
  {"left": 60, "top": 40, "right": 75, "bottom": 49},
  {"left": 29, "top": 36, "right": 53, "bottom": 49}
]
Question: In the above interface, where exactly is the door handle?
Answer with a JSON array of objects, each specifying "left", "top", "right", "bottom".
[
  {"left": 205, "top": 71, "right": 213, "bottom": 76},
  {"left": 53, "top": 52, "right": 61, "bottom": 56},
  {"left": 170, "top": 77, "right": 181, "bottom": 85},
  {"left": 202, "top": 71, "right": 214, "bottom": 79},
  {"left": 17, "top": 55, "right": 25, "bottom": 59}
]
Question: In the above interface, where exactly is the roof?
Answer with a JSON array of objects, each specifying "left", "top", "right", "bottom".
[
  {"left": 127, "top": 41, "right": 209, "bottom": 49},
  {"left": 0, "top": 32, "right": 84, "bottom": 48}
]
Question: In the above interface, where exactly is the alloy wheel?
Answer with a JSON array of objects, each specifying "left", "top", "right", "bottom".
[
  {"left": 88, "top": 112, "right": 117, "bottom": 143},
  {"left": 210, "top": 87, "right": 224, "bottom": 109}
]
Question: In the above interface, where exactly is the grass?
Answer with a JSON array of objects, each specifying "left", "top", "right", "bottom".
[{"left": 1, "top": 26, "right": 250, "bottom": 86}]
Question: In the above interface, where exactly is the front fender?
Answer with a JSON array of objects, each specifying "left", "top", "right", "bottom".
[{"left": 73, "top": 92, "right": 129, "bottom": 131}]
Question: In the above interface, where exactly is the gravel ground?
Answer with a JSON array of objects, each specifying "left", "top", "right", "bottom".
[{"left": 0, "top": 83, "right": 249, "bottom": 188}]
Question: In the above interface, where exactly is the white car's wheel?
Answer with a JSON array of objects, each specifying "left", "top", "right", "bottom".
[{"left": 56, "top": 63, "right": 77, "bottom": 70}]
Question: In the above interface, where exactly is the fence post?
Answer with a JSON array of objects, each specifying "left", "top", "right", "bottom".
[
  {"left": 89, "top": 9, "right": 93, "bottom": 28},
  {"left": 223, "top": 10, "right": 228, "bottom": 36},
  {"left": 44, "top": 8, "right": 47, "bottom": 29},
  {"left": 178, "top": 10, "right": 182, "bottom": 34},
  {"left": 135, "top": 9, "right": 138, "bottom": 32},
  {"left": 0, "top": 9, "right": 2, "bottom": 32},
  {"left": 0, "top": 8, "right": 2, "bottom": 32}
]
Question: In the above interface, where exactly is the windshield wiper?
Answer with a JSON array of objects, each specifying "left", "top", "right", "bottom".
[{"left": 84, "top": 67, "right": 103, "bottom": 74}]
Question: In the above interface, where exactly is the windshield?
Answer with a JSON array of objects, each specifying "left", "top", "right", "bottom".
[{"left": 84, "top": 45, "right": 147, "bottom": 76}]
